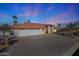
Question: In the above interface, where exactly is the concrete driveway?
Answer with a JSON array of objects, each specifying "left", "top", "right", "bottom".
[{"left": 7, "top": 34, "right": 78, "bottom": 56}]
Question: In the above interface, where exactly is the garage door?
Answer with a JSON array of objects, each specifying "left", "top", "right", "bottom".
[{"left": 15, "top": 29, "right": 44, "bottom": 37}]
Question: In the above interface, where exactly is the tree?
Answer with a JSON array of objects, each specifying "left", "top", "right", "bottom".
[
  {"left": 12, "top": 16, "right": 18, "bottom": 24},
  {"left": 58, "top": 24, "right": 61, "bottom": 28},
  {"left": 66, "top": 23, "right": 73, "bottom": 29},
  {"left": 27, "top": 20, "right": 30, "bottom": 23},
  {"left": 0, "top": 24, "right": 10, "bottom": 37}
]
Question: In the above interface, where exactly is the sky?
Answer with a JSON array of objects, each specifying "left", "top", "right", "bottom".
[{"left": 0, "top": 3, "right": 79, "bottom": 25}]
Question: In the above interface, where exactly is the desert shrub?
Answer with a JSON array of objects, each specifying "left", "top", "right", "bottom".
[{"left": 73, "top": 31, "right": 79, "bottom": 36}]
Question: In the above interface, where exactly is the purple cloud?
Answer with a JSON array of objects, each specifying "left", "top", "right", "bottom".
[
  {"left": 0, "top": 13, "right": 6, "bottom": 17},
  {"left": 18, "top": 5, "right": 41, "bottom": 17},
  {"left": 44, "top": 4, "right": 78, "bottom": 25}
]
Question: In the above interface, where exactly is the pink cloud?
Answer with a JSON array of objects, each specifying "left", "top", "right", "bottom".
[
  {"left": 22, "top": 6, "right": 32, "bottom": 12},
  {"left": 0, "top": 13, "right": 6, "bottom": 17},
  {"left": 18, "top": 6, "right": 32, "bottom": 16},
  {"left": 19, "top": 6, "right": 40, "bottom": 17},
  {"left": 0, "top": 14, "right": 3, "bottom": 17},
  {"left": 32, "top": 10, "right": 40, "bottom": 16},
  {"left": 19, "top": 12, "right": 32, "bottom": 16},
  {"left": 44, "top": 4, "right": 77, "bottom": 25},
  {"left": 44, "top": 10, "right": 70, "bottom": 25}
]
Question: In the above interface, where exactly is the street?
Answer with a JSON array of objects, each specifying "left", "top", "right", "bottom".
[{"left": 7, "top": 34, "right": 78, "bottom": 56}]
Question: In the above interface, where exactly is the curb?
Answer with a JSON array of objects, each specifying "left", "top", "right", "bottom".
[{"left": 62, "top": 43, "right": 79, "bottom": 56}]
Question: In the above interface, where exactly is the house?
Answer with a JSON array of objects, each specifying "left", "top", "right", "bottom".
[{"left": 12, "top": 23, "right": 56, "bottom": 37}]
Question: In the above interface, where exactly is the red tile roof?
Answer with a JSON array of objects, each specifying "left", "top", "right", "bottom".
[{"left": 12, "top": 23, "right": 49, "bottom": 29}]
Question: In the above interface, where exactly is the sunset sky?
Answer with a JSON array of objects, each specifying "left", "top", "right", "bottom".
[{"left": 0, "top": 3, "right": 79, "bottom": 25}]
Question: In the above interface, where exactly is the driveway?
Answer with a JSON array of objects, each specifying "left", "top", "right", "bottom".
[{"left": 7, "top": 34, "right": 78, "bottom": 56}]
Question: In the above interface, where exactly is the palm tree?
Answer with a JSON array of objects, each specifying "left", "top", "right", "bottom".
[
  {"left": 66, "top": 23, "right": 75, "bottom": 36},
  {"left": 27, "top": 19, "right": 31, "bottom": 23},
  {"left": 12, "top": 16, "right": 18, "bottom": 24},
  {"left": 58, "top": 24, "right": 61, "bottom": 28},
  {"left": 66, "top": 23, "right": 73, "bottom": 29},
  {"left": 57, "top": 24, "right": 62, "bottom": 32}
]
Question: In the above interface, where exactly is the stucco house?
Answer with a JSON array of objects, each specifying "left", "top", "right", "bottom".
[{"left": 12, "top": 23, "right": 56, "bottom": 37}]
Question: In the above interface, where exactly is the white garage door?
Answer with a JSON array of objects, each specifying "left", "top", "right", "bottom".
[{"left": 15, "top": 29, "right": 44, "bottom": 37}]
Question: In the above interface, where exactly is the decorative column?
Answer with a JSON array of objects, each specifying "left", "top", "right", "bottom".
[{"left": 48, "top": 25, "right": 52, "bottom": 34}]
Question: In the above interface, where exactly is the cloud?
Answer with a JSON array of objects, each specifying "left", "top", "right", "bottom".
[
  {"left": 18, "top": 12, "right": 32, "bottom": 16},
  {"left": 0, "top": 13, "right": 6, "bottom": 17},
  {"left": 46, "top": 4, "right": 55, "bottom": 12},
  {"left": 45, "top": 12, "right": 69, "bottom": 25},
  {"left": 18, "top": 6, "right": 32, "bottom": 16},
  {"left": 47, "top": 6, "right": 55, "bottom": 11},
  {"left": 18, "top": 5, "right": 40, "bottom": 17},
  {"left": 32, "top": 10, "right": 40, "bottom": 16},
  {"left": 0, "top": 14, "right": 3, "bottom": 17},
  {"left": 44, "top": 4, "right": 78, "bottom": 25}
]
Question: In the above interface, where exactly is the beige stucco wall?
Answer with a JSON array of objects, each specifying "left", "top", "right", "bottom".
[{"left": 14, "top": 29, "right": 45, "bottom": 37}]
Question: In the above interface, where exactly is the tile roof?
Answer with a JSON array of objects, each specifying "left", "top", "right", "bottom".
[{"left": 12, "top": 23, "right": 49, "bottom": 29}]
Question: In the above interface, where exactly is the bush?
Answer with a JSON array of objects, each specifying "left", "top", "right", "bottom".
[{"left": 73, "top": 31, "right": 79, "bottom": 36}]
